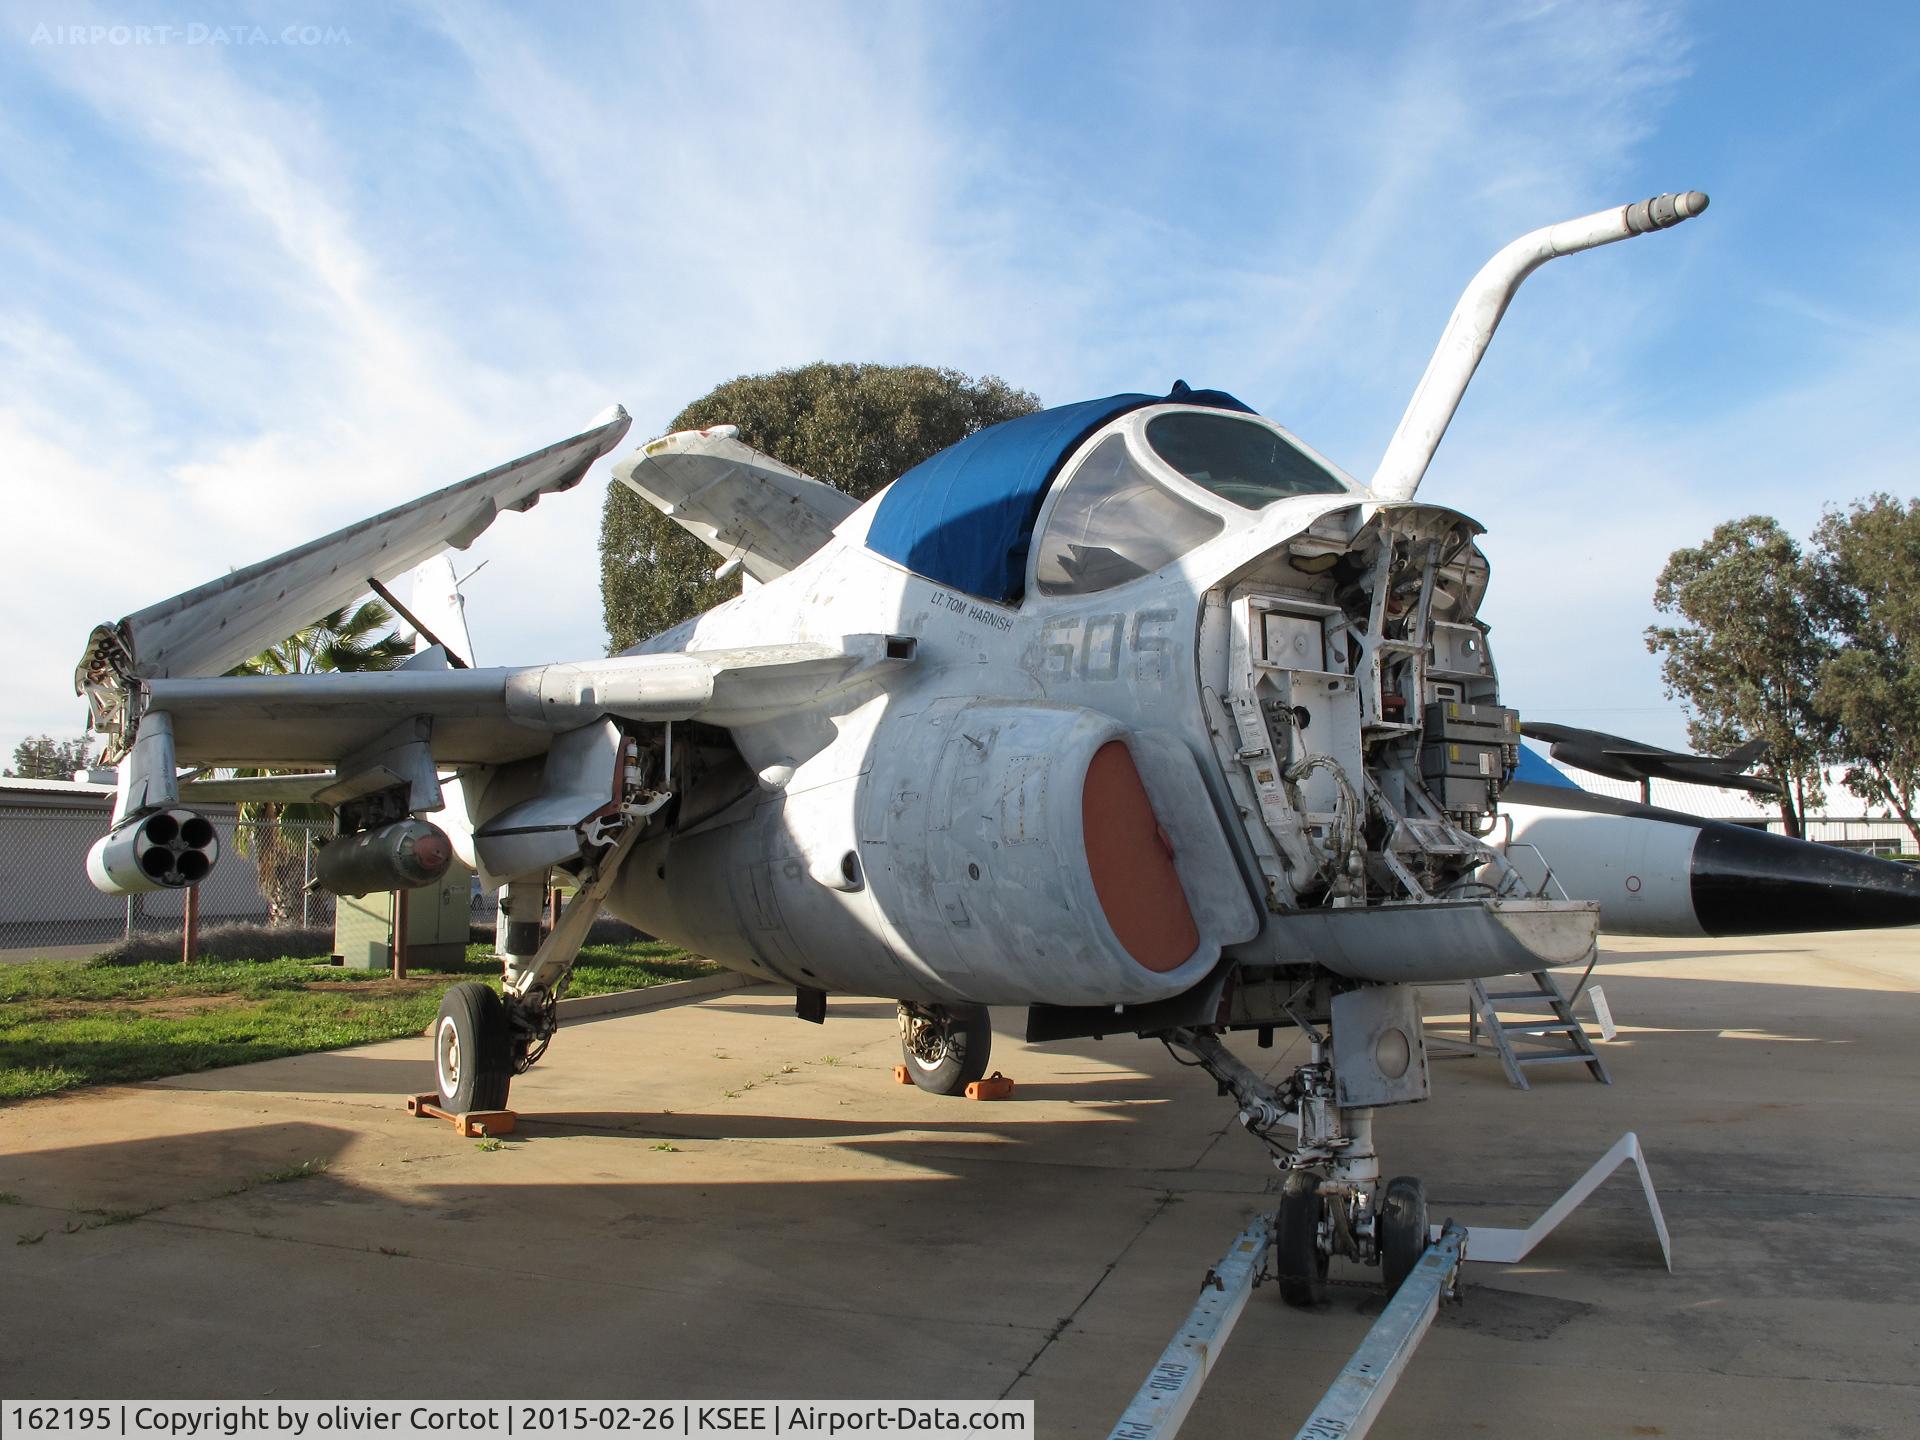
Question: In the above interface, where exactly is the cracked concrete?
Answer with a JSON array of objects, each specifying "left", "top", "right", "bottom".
[{"left": 1, "top": 929, "right": 1916, "bottom": 1438}]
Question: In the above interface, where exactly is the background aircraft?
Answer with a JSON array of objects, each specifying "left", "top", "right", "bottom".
[
  {"left": 74, "top": 191, "right": 1781, "bottom": 1307},
  {"left": 1522, "top": 721, "right": 1778, "bottom": 799},
  {"left": 1502, "top": 743, "right": 1920, "bottom": 936}
]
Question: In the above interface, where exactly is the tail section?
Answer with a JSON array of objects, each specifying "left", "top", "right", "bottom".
[{"left": 409, "top": 553, "right": 478, "bottom": 668}]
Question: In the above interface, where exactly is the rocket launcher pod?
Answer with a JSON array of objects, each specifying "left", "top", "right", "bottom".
[{"left": 86, "top": 807, "right": 220, "bottom": 894}]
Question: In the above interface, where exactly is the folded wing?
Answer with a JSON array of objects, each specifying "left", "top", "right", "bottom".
[
  {"left": 77, "top": 405, "right": 633, "bottom": 751},
  {"left": 613, "top": 427, "right": 858, "bottom": 582}
]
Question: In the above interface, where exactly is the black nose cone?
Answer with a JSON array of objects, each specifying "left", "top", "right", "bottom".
[{"left": 1691, "top": 823, "right": 1920, "bottom": 935}]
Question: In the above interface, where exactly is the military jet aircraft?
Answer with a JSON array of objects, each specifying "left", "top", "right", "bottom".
[
  {"left": 1522, "top": 721, "right": 1777, "bottom": 799},
  {"left": 81, "top": 190, "right": 1745, "bottom": 1306},
  {"left": 1502, "top": 743, "right": 1920, "bottom": 937}
]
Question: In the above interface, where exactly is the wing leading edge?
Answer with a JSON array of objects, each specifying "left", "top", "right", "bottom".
[{"left": 142, "top": 634, "right": 918, "bottom": 771}]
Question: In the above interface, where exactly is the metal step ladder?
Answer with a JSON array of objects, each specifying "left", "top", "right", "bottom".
[{"left": 1462, "top": 969, "right": 1610, "bottom": 1089}]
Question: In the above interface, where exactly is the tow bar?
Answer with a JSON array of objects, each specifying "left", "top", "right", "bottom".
[{"left": 1107, "top": 1221, "right": 1468, "bottom": 1440}]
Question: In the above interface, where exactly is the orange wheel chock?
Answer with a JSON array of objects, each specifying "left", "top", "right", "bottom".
[
  {"left": 892, "top": 1065, "right": 914, "bottom": 1085},
  {"left": 406, "top": 1093, "right": 517, "bottom": 1138},
  {"left": 965, "top": 1072, "right": 1015, "bottom": 1101}
]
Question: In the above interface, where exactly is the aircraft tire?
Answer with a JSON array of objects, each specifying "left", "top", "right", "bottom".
[
  {"left": 436, "top": 982, "right": 513, "bottom": 1113},
  {"left": 1378, "top": 1175, "right": 1429, "bottom": 1297},
  {"left": 1274, "top": 1169, "right": 1330, "bottom": 1307},
  {"left": 897, "top": 1003, "right": 992, "bottom": 1096}
]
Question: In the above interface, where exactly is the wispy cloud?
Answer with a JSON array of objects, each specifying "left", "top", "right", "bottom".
[{"left": 0, "top": 0, "right": 1913, "bottom": 762}]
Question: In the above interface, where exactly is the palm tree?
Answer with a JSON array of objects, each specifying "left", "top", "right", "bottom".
[
  {"left": 229, "top": 601, "right": 412, "bottom": 925},
  {"left": 236, "top": 600, "right": 414, "bottom": 677}
]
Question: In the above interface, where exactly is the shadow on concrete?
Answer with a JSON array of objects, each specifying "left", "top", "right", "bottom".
[
  {"left": 151, "top": 1053, "right": 432, "bottom": 1096},
  {"left": 0, "top": 1119, "right": 362, "bottom": 1215}
]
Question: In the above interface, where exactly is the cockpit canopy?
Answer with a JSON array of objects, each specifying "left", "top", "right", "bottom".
[
  {"left": 1036, "top": 411, "right": 1349, "bottom": 597},
  {"left": 1141, "top": 410, "right": 1347, "bottom": 511},
  {"left": 864, "top": 384, "right": 1349, "bottom": 605}
]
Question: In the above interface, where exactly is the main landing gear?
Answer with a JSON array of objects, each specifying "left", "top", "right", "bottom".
[
  {"left": 896, "top": 1002, "right": 993, "bottom": 1096},
  {"left": 1167, "top": 988, "right": 1432, "bottom": 1307},
  {"left": 434, "top": 983, "right": 514, "bottom": 1113},
  {"left": 433, "top": 828, "right": 648, "bottom": 1115}
]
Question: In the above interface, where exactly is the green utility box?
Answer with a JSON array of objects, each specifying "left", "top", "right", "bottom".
[{"left": 333, "top": 864, "right": 473, "bottom": 969}]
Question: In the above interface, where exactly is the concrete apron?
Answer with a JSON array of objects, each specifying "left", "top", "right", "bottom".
[{"left": 1, "top": 930, "right": 1916, "bottom": 1439}]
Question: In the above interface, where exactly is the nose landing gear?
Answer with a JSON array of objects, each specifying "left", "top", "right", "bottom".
[
  {"left": 434, "top": 982, "right": 513, "bottom": 1113},
  {"left": 1271, "top": 1167, "right": 1432, "bottom": 1306},
  {"left": 1168, "top": 1003, "right": 1432, "bottom": 1307}
]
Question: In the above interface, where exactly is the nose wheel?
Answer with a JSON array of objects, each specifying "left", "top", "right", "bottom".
[
  {"left": 1270, "top": 1171, "right": 1431, "bottom": 1307},
  {"left": 1274, "top": 1170, "right": 1331, "bottom": 1307},
  {"left": 1274, "top": 1175, "right": 1428, "bottom": 1305},
  {"left": 897, "top": 1002, "right": 993, "bottom": 1096},
  {"left": 1378, "top": 1175, "right": 1430, "bottom": 1297}
]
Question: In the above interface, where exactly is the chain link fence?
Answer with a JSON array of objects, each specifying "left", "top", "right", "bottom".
[
  {"left": 0, "top": 803, "right": 334, "bottom": 958},
  {"left": 0, "top": 801, "right": 497, "bottom": 961}
]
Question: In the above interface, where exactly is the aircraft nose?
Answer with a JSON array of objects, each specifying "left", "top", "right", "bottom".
[{"left": 1690, "top": 825, "right": 1920, "bottom": 935}]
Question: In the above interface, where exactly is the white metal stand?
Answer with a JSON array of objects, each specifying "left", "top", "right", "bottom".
[{"left": 1432, "top": 1130, "right": 1671, "bottom": 1270}]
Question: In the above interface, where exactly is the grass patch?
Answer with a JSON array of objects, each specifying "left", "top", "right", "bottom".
[
  {"left": 251, "top": 1158, "right": 331, "bottom": 1187},
  {"left": 1, "top": 940, "right": 716, "bottom": 1103},
  {"left": 80, "top": 1208, "right": 147, "bottom": 1228}
]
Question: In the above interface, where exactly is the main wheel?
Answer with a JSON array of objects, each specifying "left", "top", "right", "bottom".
[
  {"left": 897, "top": 1003, "right": 992, "bottom": 1096},
  {"left": 1274, "top": 1169, "right": 1330, "bottom": 1307},
  {"left": 436, "top": 983, "right": 513, "bottom": 1113},
  {"left": 1378, "top": 1175, "right": 1429, "bottom": 1298}
]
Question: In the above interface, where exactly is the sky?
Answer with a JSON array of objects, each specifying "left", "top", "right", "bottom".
[{"left": 1, "top": 0, "right": 1916, "bottom": 754}]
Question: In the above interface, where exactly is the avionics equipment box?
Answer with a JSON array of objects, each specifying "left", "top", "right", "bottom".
[{"left": 1420, "top": 702, "right": 1520, "bottom": 814}]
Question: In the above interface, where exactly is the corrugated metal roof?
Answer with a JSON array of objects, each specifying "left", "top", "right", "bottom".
[{"left": 0, "top": 776, "right": 114, "bottom": 796}]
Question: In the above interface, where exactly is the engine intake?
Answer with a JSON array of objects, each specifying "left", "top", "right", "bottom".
[
  {"left": 87, "top": 808, "right": 220, "bottom": 894},
  {"left": 862, "top": 700, "right": 1260, "bottom": 1006}
]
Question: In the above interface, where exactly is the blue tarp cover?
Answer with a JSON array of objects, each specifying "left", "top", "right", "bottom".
[{"left": 865, "top": 383, "right": 1253, "bottom": 604}]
